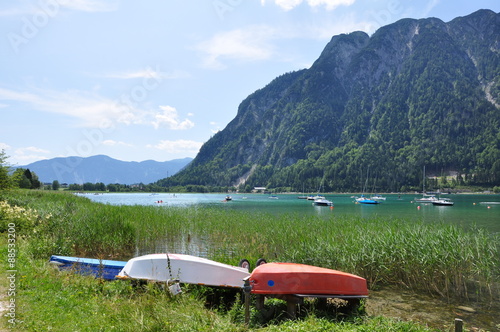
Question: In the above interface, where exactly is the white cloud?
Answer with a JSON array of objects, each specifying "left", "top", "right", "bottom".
[
  {"left": 307, "top": 0, "right": 356, "bottom": 10},
  {"left": 152, "top": 106, "right": 194, "bottom": 130},
  {"left": 0, "top": 87, "right": 147, "bottom": 128},
  {"left": 0, "top": 143, "right": 11, "bottom": 151},
  {"left": 59, "top": 0, "right": 120, "bottom": 13},
  {"left": 0, "top": 86, "right": 198, "bottom": 132},
  {"left": 104, "top": 68, "right": 190, "bottom": 80},
  {"left": 0, "top": 0, "right": 118, "bottom": 17},
  {"left": 0, "top": 88, "right": 168, "bottom": 129},
  {"left": 148, "top": 140, "right": 203, "bottom": 154},
  {"left": 17, "top": 146, "right": 50, "bottom": 154},
  {"left": 196, "top": 16, "right": 371, "bottom": 70},
  {"left": 12, "top": 146, "right": 50, "bottom": 164},
  {"left": 0, "top": 8, "right": 28, "bottom": 17},
  {"left": 305, "top": 13, "right": 373, "bottom": 38},
  {"left": 421, "top": 0, "right": 440, "bottom": 17},
  {"left": 274, "top": 0, "right": 303, "bottom": 11},
  {"left": 197, "top": 25, "right": 277, "bottom": 69},
  {"left": 102, "top": 140, "right": 133, "bottom": 147},
  {"left": 262, "top": 0, "right": 356, "bottom": 11}
]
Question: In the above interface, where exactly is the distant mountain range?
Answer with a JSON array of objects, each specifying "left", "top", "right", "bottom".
[
  {"left": 164, "top": 9, "right": 500, "bottom": 192},
  {"left": 17, "top": 155, "right": 192, "bottom": 185}
]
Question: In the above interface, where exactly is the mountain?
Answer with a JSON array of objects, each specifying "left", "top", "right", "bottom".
[
  {"left": 18, "top": 155, "right": 192, "bottom": 185},
  {"left": 162, "top": 10, "right": 500, "bottom": 192}
]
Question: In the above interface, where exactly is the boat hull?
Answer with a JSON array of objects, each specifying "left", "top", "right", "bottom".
[
  {"left": 356, "top": 199, "right": 380, "bottom": 204},
  {"left": 313, "top": 199, "right": 333, "bottom": 206},
  {"left": 49, "top": 255, "right": 126, "bottom": 280},
  {"left": 117, "top": 253, "right": 250, "bottom": 288},
  {"left": 432, "top": 200, "right": 454, "bottom": 206},
  {"left": 249, "top": 263, "right": 368, "bottom": 297}
]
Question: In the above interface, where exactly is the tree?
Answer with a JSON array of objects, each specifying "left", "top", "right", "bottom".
[
  {"left": 52, "top": 180, "right": 60, "bottom": 191},
  {"left": 0, "top": 150, "right": 11, "bottom": 190}
]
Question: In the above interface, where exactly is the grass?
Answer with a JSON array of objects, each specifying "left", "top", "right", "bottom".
[{"left": 1, "top": 189, "right": 498, "bottom": 330}]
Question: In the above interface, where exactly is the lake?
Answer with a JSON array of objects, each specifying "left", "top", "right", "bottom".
[{"left": 81, "top": 192, "right": 500, "bottom": 234}]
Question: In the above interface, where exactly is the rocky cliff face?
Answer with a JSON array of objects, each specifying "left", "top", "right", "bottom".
[{"left": 169, "top": 10, "right": 500, "bottom": 191}]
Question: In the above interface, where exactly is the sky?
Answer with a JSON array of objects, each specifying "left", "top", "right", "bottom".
[{"left": 1, "top": 0, "right": 499, "bottom": 165}]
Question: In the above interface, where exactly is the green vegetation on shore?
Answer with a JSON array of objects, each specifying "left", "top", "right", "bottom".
[{"left": 1, "top": 190, "right": 498, "bottom": 331}]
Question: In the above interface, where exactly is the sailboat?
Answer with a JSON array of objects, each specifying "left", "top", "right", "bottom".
[
  {"left": 414, "top": 166, "right": 437, "bottom": 203},
  {"left": 355, "top": 170, "right": 381, "bottom": 204}
]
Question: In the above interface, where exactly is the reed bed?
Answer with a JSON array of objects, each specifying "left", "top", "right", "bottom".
[{"left": 1, "top": 190, "right": 498, "bottom": 300}]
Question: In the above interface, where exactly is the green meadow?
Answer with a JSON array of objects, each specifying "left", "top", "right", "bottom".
[{"left": 1, "top": 190, "right": 498, "bottom": 331}]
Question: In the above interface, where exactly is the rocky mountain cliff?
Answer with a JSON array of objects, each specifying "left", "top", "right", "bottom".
[{"left": 166, "top": 9, "right": 500, "bottom": 192}]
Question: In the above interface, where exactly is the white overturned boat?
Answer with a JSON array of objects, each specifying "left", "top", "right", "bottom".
[{"left": 117, "top": 253, "right": 250, "bottom": 288}]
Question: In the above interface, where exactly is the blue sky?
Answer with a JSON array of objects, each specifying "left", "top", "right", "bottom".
[{"left": 1, "top": 0, "right": 499, "bottom": 165}]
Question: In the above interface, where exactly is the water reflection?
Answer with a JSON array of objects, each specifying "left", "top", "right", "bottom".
[{"left": 135, "top": 233, "right": 210, "bottom": 258}]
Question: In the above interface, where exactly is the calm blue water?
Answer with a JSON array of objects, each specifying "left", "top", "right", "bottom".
[{"left": 81, "top": 192, "right": 500, "bottom": 234}]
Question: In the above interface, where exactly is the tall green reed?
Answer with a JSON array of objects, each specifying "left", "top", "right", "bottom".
[{"left": 2, "top": 190, "right": 498, "bottom": 300}]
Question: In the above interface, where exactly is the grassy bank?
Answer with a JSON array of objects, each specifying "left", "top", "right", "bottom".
[
  {"left": 1, "top": 190, "right": 499, "bottom": 330},
  {"left": 1, "top": 238, "right": 439, "bottom": 331}
]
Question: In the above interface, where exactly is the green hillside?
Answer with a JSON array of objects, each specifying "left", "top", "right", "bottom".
[{"left": 161, "top": 9, "right": 500, "bottom": 192}]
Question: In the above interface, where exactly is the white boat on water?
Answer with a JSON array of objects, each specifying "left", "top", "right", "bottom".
[
  {"left": 414, "top": 195, "right": 438, "bottom": 203},
  {"left": 117, "top": 253, "right": 250, "bottom": 288},
  {"left": 432, "top": 198, "right": 454, "bottom": 206},
  {"left": 313, "top": 197, "right": 333, "bottom": 206},
  {"left": 370, "top": 194, "right": 386, "bottom": 201}
]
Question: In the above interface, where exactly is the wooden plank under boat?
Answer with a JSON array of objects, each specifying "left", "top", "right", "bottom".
[
  {"left": 117, "top": 253, "right": 250, "bottom": 288},
  {"left": 249, "top": 262, "right": 368, "bottom": 298},
  {"left": 49, "top": 255, "right": 126, "bottom": 280}
]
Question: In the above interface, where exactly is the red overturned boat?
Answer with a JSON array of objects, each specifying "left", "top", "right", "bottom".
[{"left": 249, "top": 262, "right": 368, "bottom": 298}]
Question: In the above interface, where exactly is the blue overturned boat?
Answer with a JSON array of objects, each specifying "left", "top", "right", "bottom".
[{"left": 49, "top": 255, "right": 126, "bottom": 280}]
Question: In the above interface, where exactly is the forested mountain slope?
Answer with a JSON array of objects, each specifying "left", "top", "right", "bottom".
[{"left": 163, "top": 9, "right": 500, "bottom": 192}]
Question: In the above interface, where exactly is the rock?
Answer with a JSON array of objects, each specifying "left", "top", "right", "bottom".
[{"left": 457, "top": 306, "right": 476, "bottom": 313}]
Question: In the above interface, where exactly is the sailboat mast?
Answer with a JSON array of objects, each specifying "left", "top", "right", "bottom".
[{"left": 423, "top": 166, "right": 426, "bottom": 194}]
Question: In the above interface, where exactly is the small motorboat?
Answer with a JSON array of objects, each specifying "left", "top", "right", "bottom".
[
  {"left": 432, "top": 198, "right": 454, "bottom": 206},
  {"left": 249, "top": 262, "right": 368, "bottom": 297},
  {"left": 117, "top": 253, "right": 250, "bottom": 288},
  {"left": 49, "top": 255, "right": 126, "bottom": 280},
  {"left": 313, "top": 197, "right": 333, "bottom": 206},
  {"left": 224, "top": 195, "right": 232, "bottom": 201}
]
